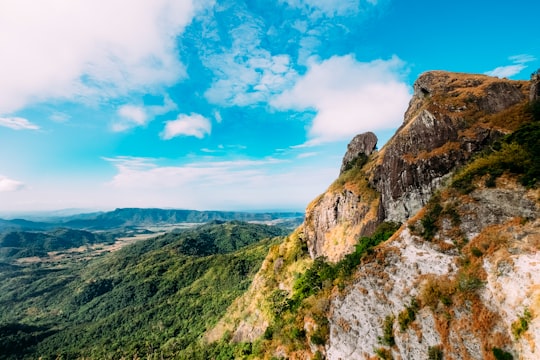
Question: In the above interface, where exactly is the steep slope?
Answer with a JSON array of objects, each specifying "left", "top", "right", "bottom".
[
  {"left": 0, "top": 222, "right": 287, "bottom": 359},
  {"left": 206, "top": 71, "right": 539, "bottom": 360},
  {"left": 305, "top": 71, "right": 529, "bottom": 262}
]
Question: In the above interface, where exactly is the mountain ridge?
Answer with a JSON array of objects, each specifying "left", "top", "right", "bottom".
[{"left": 205, "top": 70, "right": 540, "bottom": 359}]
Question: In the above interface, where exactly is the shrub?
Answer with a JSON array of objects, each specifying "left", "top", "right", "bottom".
[
  {"left": 379, "top": 315, "right": 395, "bottom": 346},
  {"left": 428, "top": 345, "right": 443, "bottom": 360},
  {"left": 374, "top": 347, "right": 393, "bottom": 360},
  {"left": 511, "top": 308, "right": 532, "bottom": 339},
  {"left": 492, "top": 347, "right": 513, "bottom": 360},
  {"left": 398, "top": 299, "right": 419, "bottom": 331},
  {"left": 419, "top": 276, "right": 456, "bottom": 308},
  {"left": 420, "top": 196, "right": 443, "bottom": 241}
]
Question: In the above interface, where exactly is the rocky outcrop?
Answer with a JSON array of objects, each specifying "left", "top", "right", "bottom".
[
  {"left": 303, "top": 189, "right": 381, "bottom": 262},
  {"left": 304, "top": 71, "right": 529, "bottom": 261},
  {"left": 531, "top": 70, "right": 540, "bottom": 101},
  {"left": 371, "top": 71, "right": 528, "bottom": 223},
  {"left": 326, "top": 181, "right": 540, "bottom": 359},
  {"left": 340, "top": 132, "right": 378, "bottom": 174}
]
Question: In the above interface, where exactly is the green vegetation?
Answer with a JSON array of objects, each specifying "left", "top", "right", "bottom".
[
  {"left": 342, "top": 153, "right": 368, "bottom": 173},
  {"left": 379, "top": 314, "right": 395, "bottom": 346},
  {"left": 420, "top": 195, "right": 443, "bottom": 241},
  {"left": 374, "top": 347, "right": 393, "bottom": 360},
  {"left": 428, "top": 345, "right": 443, "bottom": 360},
  {"left": 511, "top": 308, "right": 532, "bottom": 340},
  {"left": 0, "top": 228, "right": 116, "bottom": 260},
  {"left": 492, "top": 347, "right": 513, "bottom": 360},
  {"left": 0, "top": 221, "right": 285, "bottom": 359},
  {"left": 452, "top": 102, "right": 540, "bottom": 192},
  {"left": 397, "top": 299, "right": 419, "bottom": 332}
]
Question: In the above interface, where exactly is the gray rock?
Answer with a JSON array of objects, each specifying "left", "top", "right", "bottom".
[{"left": 340, "top": 132, "right": 378, "bottom": 174}]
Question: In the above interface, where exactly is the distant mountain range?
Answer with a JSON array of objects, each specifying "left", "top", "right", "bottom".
[{"left": 0, "top": 208, "right": 304, "bottom": 232}]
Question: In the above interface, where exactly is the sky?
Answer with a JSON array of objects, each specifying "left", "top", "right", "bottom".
[{"left": 0, "top": 0, "right": 539, "bottom": 214}]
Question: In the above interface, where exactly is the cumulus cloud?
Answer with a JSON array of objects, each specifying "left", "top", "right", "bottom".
[
  {"left": 112, "top": 95, "right": 178, "bottom": 132},
  {"left": 485, "top": 54, "right": 536, "bottom": 78},
  {"left": 161, "top": 113, "right": 211, "bottom": 139},
  {"left": 0, "top": 175, "right": 25, "bottom": 192},
  {"left": 0, "top": 117, "right": 40, "bottom": 130},
  {"left": 272, "top": 55, "right": 410, "bottom": 143},
  {"left": 0, "top": 0, "right": 198, "bottom": 115}
]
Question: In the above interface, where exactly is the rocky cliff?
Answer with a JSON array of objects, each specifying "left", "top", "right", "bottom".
[
  {"left": 206, "top": 71, "right": 539, "bottom": 360},
  {"left": 304, "top": 71, "right": 529, "bottom": 262}
]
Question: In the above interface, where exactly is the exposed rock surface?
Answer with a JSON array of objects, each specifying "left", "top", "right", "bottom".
[
  {"left": 531, "top": 71, "right": 540, "bottom": 101},
  {"left": 326, "top": 182, "right": 540, "bottom": 359},
  {"left": 340, "top": 132, "right": 378, "bottom": 174},
  {"left": 304, "top": 71, "right": 529, "bottom": 262},
  {"left": 206, "top": 71, "right": 538, "bottom": 360}
]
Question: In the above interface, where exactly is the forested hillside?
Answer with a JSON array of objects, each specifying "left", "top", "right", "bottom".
[{"left": 0, "top": 221, "right": 287, "bottom": 359}]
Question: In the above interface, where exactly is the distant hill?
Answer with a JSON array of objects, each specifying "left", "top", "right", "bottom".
[
  {"left": 63, "top": 208, "right": 304, "bottom": 229},
  {"left": 0, "top": 228, "right": 115, "bottom": 260},
  {"left": 0, "top": 208, "right": 304, "bottom": 232}
]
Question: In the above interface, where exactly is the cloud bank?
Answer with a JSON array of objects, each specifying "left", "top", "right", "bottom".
[
  {"left": 272, "top": 55, "right": 411, "bottom": 143},
  {"left": 0, "top": 0, "right": 198, "bottom": 115}
]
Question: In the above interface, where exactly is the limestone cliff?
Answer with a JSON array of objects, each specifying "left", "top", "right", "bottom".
[
  {"left": 304, "top": 71, "right": 529, "bottom": 262},
  {"left": 206, "top": 71, "right": 539, "bottom": 360}
]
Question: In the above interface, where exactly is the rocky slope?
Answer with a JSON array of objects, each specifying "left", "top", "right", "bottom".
[{"left": 207, "top": 71, "right": 539, "bottom": 360}]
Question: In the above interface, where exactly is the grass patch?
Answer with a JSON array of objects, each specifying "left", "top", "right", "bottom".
[{"left": 511, "top": 308, "right": 532, "bottom": 340}]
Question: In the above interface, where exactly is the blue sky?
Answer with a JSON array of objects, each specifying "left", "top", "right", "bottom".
[{"left": 0, "top": 0, "right": 539, "bottom": 213}]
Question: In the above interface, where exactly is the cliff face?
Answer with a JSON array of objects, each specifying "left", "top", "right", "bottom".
[
  {"left": 207, "top": 71, "right": 539, "bottom": 360},
  {"left": 304, "top": 71, "right": 529, "bottom": 262}
]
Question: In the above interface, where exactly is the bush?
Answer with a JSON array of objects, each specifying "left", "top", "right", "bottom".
[
  {"left": 379, "top": 315, "right": 395, "bottom": 346},
  {"left": 428, "top": 345, "right": 443, "bottom": 360},
  {"left": 374, "top": 347, "right": 393, "bottom": 360},
  {"left": 492, "top": 347, "right": 513, "bottom": 360},
  {"left": 398, "top": 299, "right": 418, "bottom": 331},
  {"left": 512, "top": 308, "right": 532, "bottom": 339},
  {"left": 420, "top": 196, "right": 443, "bottom": 241}
]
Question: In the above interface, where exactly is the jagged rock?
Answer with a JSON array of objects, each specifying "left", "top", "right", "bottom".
[
  {"left": 303, "top": 189, "right": 380, "bottom": 262},
  {"left": 305, "top": 71, "right": 529, "bottom": 260},
  {"left": 340, "top": 132, "right": 378, "bottom": 174},
  {"left": 531, "top": 70, "right": 540, "bottom": 101},
  {"left": 371, "top": 71, "right": 527, "bottom": 223}
]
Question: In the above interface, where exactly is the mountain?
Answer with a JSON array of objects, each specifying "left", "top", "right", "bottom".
[
  {"left": 0, "top": 228, "right": 116, "bottom": 260},
  {"left": 204, "top": 71, "right": 540, "bottom": 359},
  {"left": 69, "top": 208, "right": 304, "bottom": 228},
  {"left": 0, "top": 221, "right": 288, "bottom": 359},
  {"left": 1, "top": 70, "right": 538, "bottom": 360},
  {"left": 0, "top": 208, "right": 304, "bottom": 232}
]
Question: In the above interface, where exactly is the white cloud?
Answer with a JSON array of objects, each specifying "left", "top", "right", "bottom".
[
  {"left": 161, "top": 113, "right": 211, "bottom": 139},
  {"left": 0, "top": 117, "right": 39, "bottom": 130},
  {"left": 272, "top": 55, "right": 410, "bottom": 143},
  {"left": 203, "top": 14, "right": 298, "bottom": 106},
  {"left": 102, "top": 156, "right": 333, "bottom": 210},
  {"left": 0, "top": 175, "right": 24, "bottom": 192},
  {"left": 113, "top": 95, "right": 178, "bottom": 132},
  {"left": 0, "top": 0, "right": 199, "bottom": 115},
  {"left": 49, "top": 112, "right": 70, "bottom": 123},
  {"left": 485, "top": 54, "right": 536, "bottom": 78},
  {"left": 280, "top": 0, "right": 380, "bottom": 17}
]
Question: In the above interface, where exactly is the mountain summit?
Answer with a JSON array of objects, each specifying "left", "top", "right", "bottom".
[{"left": 207, "top": 70, "right": 539, "bottom": 359}]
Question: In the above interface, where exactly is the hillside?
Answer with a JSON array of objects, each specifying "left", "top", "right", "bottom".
[
  {"left": 1, "top": 70, "right": 538, "bottom": 360},
  {"left": 0, "top": 228, "right": 116, "bottom": 260},
  {"left": 0, "top": 221, "right": 288, "bottom": 359},
  {"left": 203, "top": 71, "right": 540, "bottom": 359}
]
